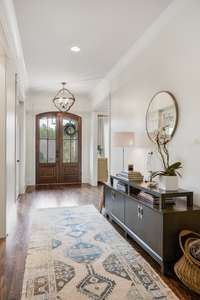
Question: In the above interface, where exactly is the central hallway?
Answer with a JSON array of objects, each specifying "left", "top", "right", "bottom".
[{"left": 0, "top": 185, "right": 198, "bottom": 300}]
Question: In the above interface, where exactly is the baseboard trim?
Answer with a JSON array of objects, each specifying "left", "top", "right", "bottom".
[
  {"left": 26, "top": 183, "right": 91, "bottom": 192},
  {"left": 0, "top": 235, "right": 6, "bottom": 240},
  {"left": 26, "top": 185, "right": 35, "bottom": 193}
]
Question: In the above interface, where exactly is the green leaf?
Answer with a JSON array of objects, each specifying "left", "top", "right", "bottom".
[
  {"left": 167, "top": 162, "right": 182, "bottom": 170},
  {"left": 151, "top": 171, "right": 165, "bottom": 179}
]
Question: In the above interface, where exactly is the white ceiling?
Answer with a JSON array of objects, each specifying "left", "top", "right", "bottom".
[{"left": 13, "top": 0, "right": 173, "bottom": 95}]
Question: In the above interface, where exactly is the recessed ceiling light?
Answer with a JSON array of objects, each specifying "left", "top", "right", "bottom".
[{"left": 70, "top": 46, "right": 80, "bottom": 52}]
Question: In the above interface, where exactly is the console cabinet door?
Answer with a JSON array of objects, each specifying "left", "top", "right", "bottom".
[
  {"left": 139, "top": 205, "right": 162, "bottom": 256},
  {"left": 125, "top": 196, "right": 141, "bottom": 236},
  {"left": 104, "top": 185, "right": 112, "bottom": 212},
  {"left": 111, "top": 190, "right": 125, "bottom": 223},
  {"left": 125, "top": 197, "right": 162, "bottom": 257}
]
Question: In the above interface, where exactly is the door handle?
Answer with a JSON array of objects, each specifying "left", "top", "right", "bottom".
[
  {"left": 140, "top": 206, "right": 143, "bottom": 218},
  {"left": 56, "top": 150, "right": 59, "bottom": 162},
  {"left": 111, "top": 191, "right": 116, "bottom": 200},
  {"left": 138, "top": 205, "right": 143, "bottom": 220},
  {"left": 137, "top": 205, "right": 140, "bottom": 218}
]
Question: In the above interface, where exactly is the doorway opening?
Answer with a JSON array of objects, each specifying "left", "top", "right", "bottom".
[
  {"left": 36, "top": 112, "right": 82, "bottom": 185},
  {"left": 97, "top": 114, "right": 109, "bottom": 183}
]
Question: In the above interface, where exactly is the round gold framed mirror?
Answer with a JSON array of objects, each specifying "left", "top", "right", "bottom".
[{"left": 146, "top": 91, "right": 178, "bottom": 143}]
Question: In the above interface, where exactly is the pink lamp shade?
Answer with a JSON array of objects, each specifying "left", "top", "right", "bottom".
[
  {"left": 134, "top": 132, "right": 151, "bottom": 148},
  {"left": 112, "top": 132, "right": 135, "bottom": 147}
]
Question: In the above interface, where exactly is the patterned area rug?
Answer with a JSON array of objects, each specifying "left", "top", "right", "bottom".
[{"left": 21, "top": 205, "right": 178, "bottom": 299}]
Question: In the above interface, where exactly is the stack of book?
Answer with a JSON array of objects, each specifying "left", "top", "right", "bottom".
[
  {"left": 116, "top": 181, "right": 140, "bottom": 195},
  {"left": 139, "top": 192, "right": 175, "bottom": 205},
  {"left": 117, "top": 170, "right": 144, "bottom": 182},
  {"left": 116, "top": 181, "right": 127, "bottom": 193}
]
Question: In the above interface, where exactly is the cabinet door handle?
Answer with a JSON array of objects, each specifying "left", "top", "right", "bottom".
[
  {"left": 137, "top": 205, "right": 141, "bottom": 218},
  {"left": 111, "top": 191, "right": 116, "bottom": 199},
  {"left": 137, "top": 205, "right": 143, "bottom": 220},
  {"left": 140, "top": 207, "right": 143, "bottom": 217}
]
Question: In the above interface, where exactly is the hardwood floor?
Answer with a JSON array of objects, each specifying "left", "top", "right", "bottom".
[{"left": 0, "top": 184, "right": 199, "bottom": 300}]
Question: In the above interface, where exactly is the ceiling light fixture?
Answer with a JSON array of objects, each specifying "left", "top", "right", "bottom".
[
  {"left": 52, "top": 82, "right": 75, "bottom": 112},
  {"left": 70, "top": 46, "right": 80, "bottom": 52}
]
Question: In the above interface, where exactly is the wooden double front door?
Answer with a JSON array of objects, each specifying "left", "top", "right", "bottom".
[{"left": 36, "top": 112, "right": 82, "bottom": 185}]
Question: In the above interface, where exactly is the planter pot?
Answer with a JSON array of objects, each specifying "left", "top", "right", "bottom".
[{"left": 159, "top": 175, "right": 178, "bottom": 191}]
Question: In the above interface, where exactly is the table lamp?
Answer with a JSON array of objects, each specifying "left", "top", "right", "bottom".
[{"left": 112, "top": 132, "right": 135, "bottom": 170}]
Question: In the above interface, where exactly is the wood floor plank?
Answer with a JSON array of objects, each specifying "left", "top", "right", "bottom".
[{"left": 0, "top": 184, "right": 199, "bottom": 300}]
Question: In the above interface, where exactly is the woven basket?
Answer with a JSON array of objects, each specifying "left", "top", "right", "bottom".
[{"left": 174, "top": 230, "right": 200, "bottom": 295}]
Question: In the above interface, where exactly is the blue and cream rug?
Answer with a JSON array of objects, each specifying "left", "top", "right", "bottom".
[{"left": 21, "top": 205, "right": 178, "bottom": 299}]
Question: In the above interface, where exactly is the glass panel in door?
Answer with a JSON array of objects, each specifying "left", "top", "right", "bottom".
[
  {"left": 47, "top": 117, "right": 56, "bottom": 163},
  {"left": 39, "top": 116, "right": 56, "bottom": 163},
  {"left": 62, "top": 118, "right": 78, "bottom": 163}
]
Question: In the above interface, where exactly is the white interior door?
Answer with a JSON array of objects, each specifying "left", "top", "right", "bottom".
[{"left": 16, "top": 102, "right": 20, "bottom": 199}]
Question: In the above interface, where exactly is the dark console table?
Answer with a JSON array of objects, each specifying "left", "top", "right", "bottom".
[{"left": 103, "top": 175, "right": 200, "bottom": 274}]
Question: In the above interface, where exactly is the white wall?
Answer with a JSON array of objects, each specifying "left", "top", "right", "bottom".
[
  {"left": 0, "top": 54, "right": 6, "bottom": 238},
  {"left": 18, "top": 102, "right": 26, "bottom": 194},
  {"left": 92, "top": 0, "right": 200, "bottom": 205},
  {"left": 26, "top": 91, "right": 92, "bottom": 185},
  {"left": 6, "top": 58, "right": 17, "bottom": 233}
]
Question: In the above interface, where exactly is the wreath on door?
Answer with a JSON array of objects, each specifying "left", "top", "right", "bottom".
[{"left": 64, "top": 122, "right": 77, "bottom": 137}]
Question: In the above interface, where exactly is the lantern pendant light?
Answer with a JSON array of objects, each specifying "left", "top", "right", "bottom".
[{"left": 52, "top": 82, "right": 75, "bottom": 112}]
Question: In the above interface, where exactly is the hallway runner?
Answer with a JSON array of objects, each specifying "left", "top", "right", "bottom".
[{"left": 21, "top": 205, "right": 178, "bottom": 299}]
